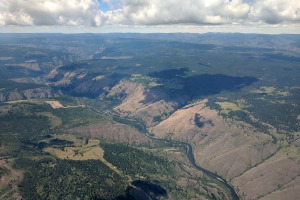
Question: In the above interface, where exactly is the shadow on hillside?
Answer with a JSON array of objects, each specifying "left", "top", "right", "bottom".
[
  {"left": 148, "top": 68, "right": 258, "bottom": 99},
  {"left": 115, "top": 180, "right": 167, "bottom": 200},
  {"left": 182, "top": 73, "right": 258, "bottom": 98}
]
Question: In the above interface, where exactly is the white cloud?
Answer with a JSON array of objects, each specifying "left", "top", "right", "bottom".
[
  {"left": 0, "top": 0, "right": 107, "bottom": 26},
  {"left": 0, "top": 0, "right": 299, "bottom": 27},
  {"left": 112, "top": 0, "right": 300, "bottom": 25},
  {"left": 250, "top": 0, "right": 300, "bottom": 24}
]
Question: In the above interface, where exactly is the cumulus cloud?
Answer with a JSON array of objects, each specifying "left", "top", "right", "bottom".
[
  {"left": 0, "top": 0, "right": 299, "bottom": 27},
  {"left": 0, "top": 0, "right": 107, "bottom": 26},
  {"left": 113, "top": 0, "right": 300, "bottom": 25},
  {"left": 250, "top": 0, "right": 300, "bottom": 24},
  {"left": 115, "top": 0, "right": 251, "bottom": 25}
]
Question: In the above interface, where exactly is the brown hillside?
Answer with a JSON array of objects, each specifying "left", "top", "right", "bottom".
[
  {"left": 108, "top": 80, "right": 188, "bottom": 126},
  {"left": 149, "top": 99, "right": 299, "bottom": 199}
]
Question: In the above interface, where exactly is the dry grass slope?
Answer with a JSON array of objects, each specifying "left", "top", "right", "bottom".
[{"left": 149, "top": 99, "right": 299, "bottom": 199}]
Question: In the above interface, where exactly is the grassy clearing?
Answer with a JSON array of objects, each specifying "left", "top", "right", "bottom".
[
  {"left": 131, "top": 74, "right": 142, "bottom": 77},
  {"left": 42, "top": 100, "right": 109, "bottom": 127},
  {"left": 45, "top": 101, "right": 64, "bottom": 109},
  {"left": 270, "top": 100, "right": 286, "bottom": 104},
  {"left": 45, "top": 100, "right": 86, "bottom": 109},
  {"left": 283, "top": 146, "right": 300, "bottom": 161},
  {"left": 290, "top": 86, "right": 300, "bottom": 90},
  {"left": 44, "top": 145, "right": 103, "bottom": 161},
  {"left": 42, "top": 135, "right": 125, "bottom": 177},
  {"left": 251, "top": 86, "right": 290, "bottom": 96},
  {"left": 251, "top": 86, "right": 276, "bottom": 94},
  {"left": 275, "top": 91, "right": 290, "bottom": 96},
  {"left": 130, "top": 74, "right": 162, "bottom": 87},
  {"left": 92, "top": 75, "right": 105, "bottom": 80},
  {"left": 148, "top": 82, "right": 163, "bottom": 87},
  {"left": 0, "top": 57, "right": 14, "bottom": 61},
  {"left": 216, "top": 101, "right": 242, "bottom": 115},
  {"left": 6, "top": 99, "right": 39, "bottom": 104}
]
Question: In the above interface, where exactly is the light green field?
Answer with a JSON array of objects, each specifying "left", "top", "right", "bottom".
[
  {"left": 251, "top": 86, "right": 276, "bottom": 94},
  {"left": 216, "top": 101, "right": 243, "bottom": 115},
  {"left": 251, "top": 86, "right": 290, "bottom": 96},
  {"left": 44, "top": 145, "right": 104, "bottom": 161},
  {"left": 92, "top": 75, "right": 105, "bottom": 80},
  {"left": 130, "top": 74, "right": 162, "bottom": 87},
  {"left": 276, "top": 91, "right": 289, "bottom": 96},
  {"left": 43, "top": 135, "right": 103, "bottom": 161},
  {"left": 148, "top": 82, "right": 163, "bottom": 87},
  {"left": 6, "top": 99, "right": 39, "bottom": 104},
  {"left": 43, "top": 135, "right": 125, "bottom": 176}
]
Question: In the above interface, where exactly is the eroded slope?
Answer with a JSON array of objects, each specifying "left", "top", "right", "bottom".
[{"left": 149, "top": 100, "right": 299, "bottom": 199}]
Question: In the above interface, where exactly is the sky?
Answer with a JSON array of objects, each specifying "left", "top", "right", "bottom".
[{"left": 0, "top": 0, "right": 299, "bottom": 34}]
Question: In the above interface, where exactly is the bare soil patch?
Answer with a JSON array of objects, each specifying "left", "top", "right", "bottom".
[
  {"left": 45, "top": 101, "right": 85, "bottom": 109},
  {"left": 0, "top": 57, "right": 14, "bottom": 61},
  {"left": 46, "top": 101, "right": 64, "bottom": 108},
  {"left": 0, "top": 158, "right": 23, "bottom": 200}
]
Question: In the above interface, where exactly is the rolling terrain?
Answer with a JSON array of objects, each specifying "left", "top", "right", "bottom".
[{"left": 0, "top": 33, "right": 299, "bottom": 200}]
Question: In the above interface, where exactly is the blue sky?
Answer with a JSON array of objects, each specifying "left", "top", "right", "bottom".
[{"left": 98, "top": 0, "right": 110, "bottom": 12}]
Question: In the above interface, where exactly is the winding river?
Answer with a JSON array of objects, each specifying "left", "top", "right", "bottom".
[
  {"left": 184, "top": 143, "right": 239, "bottom": 200},
  {"left": 148, "top": 135, "right": 240, "bottom": 200},
  {"left": 98, "top": 111, "right": 240, "bottom": 200}
]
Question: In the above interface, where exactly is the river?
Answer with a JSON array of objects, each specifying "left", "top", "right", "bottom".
[
  {"left": 101, "top": 111, "right": 240, "bottom": 200},
  {"left": 185, "top": 142, "right": 239, "bottom": 200},
  {"left": 147, "top": 134, "right": 240, "bottom": 200}
]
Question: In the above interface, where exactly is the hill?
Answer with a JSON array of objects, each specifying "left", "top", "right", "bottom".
[{"left": 0, "top": 33, "right": 299, "bottom": 200}]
